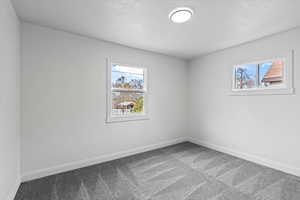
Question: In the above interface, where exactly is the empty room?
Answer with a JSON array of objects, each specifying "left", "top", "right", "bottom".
[{"left": 2, "top": 0, "right": 300, "bottom": 199}]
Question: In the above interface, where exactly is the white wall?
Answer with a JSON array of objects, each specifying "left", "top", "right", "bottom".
[
  {"left": 188, "top": 28, "right": 300, "bottom": 176},
  {"left": 0, "top": 0, "right": 20, "bottom": 199},
  {"left": 21, "top": 23, "right": 188, "bottom": 180}
]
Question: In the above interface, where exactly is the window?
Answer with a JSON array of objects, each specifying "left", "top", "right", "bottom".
[
  {"left": 107, "top": 59, "right": 148, "bottom": 122},
  {"left": 231, "top": 52, "right": 294, "bottom": 95}
]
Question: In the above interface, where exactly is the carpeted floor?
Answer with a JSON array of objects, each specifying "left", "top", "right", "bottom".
[{"left": 15, "top": 142, "right": 300, "bottom": 200}]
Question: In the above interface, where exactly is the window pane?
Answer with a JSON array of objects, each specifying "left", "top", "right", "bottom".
[
  {"left": 112, "top": 64, "right": 144, "bottom": 89},
  {"left": 112, "top": 92, "right": 144, "bottom": 116},
  {"left": 235, "top": 64, "right": 257, "bottom": 89},
  {"left": 259, "top": 60, "right": 284, "bottom": 88}
]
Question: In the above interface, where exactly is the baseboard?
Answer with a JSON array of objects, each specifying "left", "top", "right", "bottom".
[
  {"left": 188, "top": 137, "right": 300, "bottom": 177},
  {"left": 21, "top": 137, "right": 187, "bottom": 182},
  {"left": 21, "top": 137, "right": 300, "bottom": 182},
  {"left": 6, "top": 176, "right": 20, "bottom": 200}
]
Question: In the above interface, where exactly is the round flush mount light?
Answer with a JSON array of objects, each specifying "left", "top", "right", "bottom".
[{"left": 169, "top": 7, "right": 193, "bottom": 23}]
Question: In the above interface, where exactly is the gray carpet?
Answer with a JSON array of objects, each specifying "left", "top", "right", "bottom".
[{"left": 15, "top": 142, "right": 300, "bottom": 200}]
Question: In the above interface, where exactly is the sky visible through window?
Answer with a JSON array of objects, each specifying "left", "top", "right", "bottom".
[
  {"left": 235, "top": 64, "right": 257, "bottom": 89},
  {"left": 238, "top": 64, "right": 257, "bottom": 78},
  {"left": 112, "top": 64, "right": 144, "bottom": 89}
]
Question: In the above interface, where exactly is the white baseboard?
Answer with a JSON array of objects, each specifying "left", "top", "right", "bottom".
[
  {"left": 188, "top": 137, "right": 300, "bottom": 177},
  {"left": 6, "top": 176, "right": 20, "bottom": 200},
  {"left": 21, "top": 137, "right": 187, "bottom": 182},
  {"left": 21, "top": 137, "right": 300, "bottom": 182}
]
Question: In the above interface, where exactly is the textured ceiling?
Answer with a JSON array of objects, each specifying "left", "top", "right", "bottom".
[{"left": 12, "top": 0, "right": 300, "bottom": 59}]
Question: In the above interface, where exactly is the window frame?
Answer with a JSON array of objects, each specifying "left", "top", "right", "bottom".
[
  {"left": 230, "top": 51, "right": 294, "bottom": 96},
  {"left": 106, "top": 58, "right": 149, "bottom": 123}
]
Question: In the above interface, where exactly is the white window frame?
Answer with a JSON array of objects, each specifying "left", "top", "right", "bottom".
[
  {"left": 106, "top": 58, "right": 149, "bottom": 123},
  {"left": 230, "top": 51, "right": 294, "bottom": 96}
]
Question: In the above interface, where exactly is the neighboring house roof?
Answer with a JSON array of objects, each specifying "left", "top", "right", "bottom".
[
  {"left": 118, "top": 101, "right": 135, "bottom": 106},
  {"left": 262, "top": 60, "right": 283, "bottom": 82}
]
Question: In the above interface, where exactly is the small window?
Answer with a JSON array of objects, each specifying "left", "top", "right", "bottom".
[
  {"left": 231, "top": 52, "right": 294, "bottom": 95},
  {"left": 107, "top": 59, "right": 148, "bottom": 122}
]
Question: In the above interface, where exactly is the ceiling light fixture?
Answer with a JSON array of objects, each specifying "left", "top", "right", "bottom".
[{"left": 169, "top": 7, "right": 193, "bottom": 23}]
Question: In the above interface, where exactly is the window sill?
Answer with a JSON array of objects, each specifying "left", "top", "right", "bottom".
[
  {"left": 229, "top": 87, "right": 295, "bottom": 96},
  {"left": 106, "top": 115, "right": 149, "bottom": 123}
]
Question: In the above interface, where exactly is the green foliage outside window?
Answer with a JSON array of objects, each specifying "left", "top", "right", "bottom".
[{"left": 132, "top": 96, "right": 143, "bottom": 113}]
